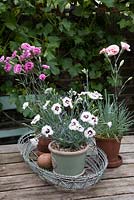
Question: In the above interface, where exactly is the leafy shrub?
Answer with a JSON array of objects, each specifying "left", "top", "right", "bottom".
[{"left": 0, "top": 0, "right": 133, "bottom": 95}]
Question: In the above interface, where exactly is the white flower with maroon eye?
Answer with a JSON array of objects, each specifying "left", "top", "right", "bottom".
[
  {"left": 41, "top": 125, "right": 53, "bottom": 137},
  {"left": 80, "top": 111, "right": 92, "bottom": 122},
  {"left": 51, "top": 103, "right": 62, "bottom": 115},
  {"left": 69, "top": 119, "right": 80, "bottom": 131},
  {"left": 31, "top": 114, "right": 40, "bottom": 124},
  {"left": 88, "top": 115, "right": 98, "bottom": 126},
  {"left": 84, "top": 127, "right": 96, "bottom": 138},
  {"left": 62, "top": 97, "right": 73, "bottom": 108}
]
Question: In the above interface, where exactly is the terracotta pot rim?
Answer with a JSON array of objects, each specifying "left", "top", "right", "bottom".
[
  {"left": 95, "top": 136, "right": 122, "bottom": 141},
  {"left": 48, "top": 141, "right": 89, "bottom": 156}
]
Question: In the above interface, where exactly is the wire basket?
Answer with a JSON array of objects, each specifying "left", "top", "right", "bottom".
[{"left": 18, "top": 132, "right": 108, "bottom": 190}]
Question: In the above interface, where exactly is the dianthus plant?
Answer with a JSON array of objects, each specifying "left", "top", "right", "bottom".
[
  {"left": 99, "top": 41, "right": 132, "bottom": 101},
  {"left": 23, "top": 87, "right": 103, "bottom": 151},
  {"left": 0, "top": 43, "right": 50, "bottom": 95}
]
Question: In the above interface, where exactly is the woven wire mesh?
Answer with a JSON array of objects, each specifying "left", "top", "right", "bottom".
[{"left": 18, "top": 132, "right": 108, "bottom": 190}]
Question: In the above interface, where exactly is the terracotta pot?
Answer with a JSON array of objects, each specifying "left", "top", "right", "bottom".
[
  {"left": 95, "top": 137, "right": 123, "bottom": 168},
  {"left": 37, "top": 136, "right": 51, "bottom": 155}
]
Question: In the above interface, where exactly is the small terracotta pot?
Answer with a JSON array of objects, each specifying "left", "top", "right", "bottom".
[
  {"left": 95, "top": 137, "right": 123, "bottom": 168},
  {"left": 37, "top": 136, "right": 51, "bottom": 154}
]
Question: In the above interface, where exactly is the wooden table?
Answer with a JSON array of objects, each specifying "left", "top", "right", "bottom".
[{"left": 0, "top": 135, "right": 134, "bottom": 200}]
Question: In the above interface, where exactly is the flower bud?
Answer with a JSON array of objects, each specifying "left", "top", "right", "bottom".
[
  {"left": 119, "top": 60, "right": 124, "bottom": 67},
  {"left": 127, "top": 77, "right": 133, "bottom": 81}
]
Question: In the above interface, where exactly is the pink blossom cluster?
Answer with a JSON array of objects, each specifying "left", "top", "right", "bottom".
[
  {"left": 99, "top": 41, "right": 130, "bottom": 56},
  {"left": 19, "top": 43, "right": 41, "bottom": 61},
  {"left": 0, "top": 43, "right": 50, "bottom": 81}
]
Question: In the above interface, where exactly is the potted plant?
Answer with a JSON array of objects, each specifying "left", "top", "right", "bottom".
[
  {"left": 95, "top": 92, "right": 134, "bottom": 167},
  {"left": 95, "top": 42, "right": 134, "bottom": 168},
  {"left": 24, "top": 88, "right": 102, "bottom": 176}
]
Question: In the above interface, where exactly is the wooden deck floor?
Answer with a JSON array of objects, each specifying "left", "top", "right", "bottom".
[{"left": 0, "top": 135, "right": 134, "bottom": 200}]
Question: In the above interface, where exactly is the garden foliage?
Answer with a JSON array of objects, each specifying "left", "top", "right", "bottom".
[{"left": 0, "top": 0, "right": 133, "bottom": 94}]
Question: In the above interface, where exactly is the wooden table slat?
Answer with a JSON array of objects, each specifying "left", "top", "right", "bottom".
[
  {"left": 0, "top": 144, "right": 18, "bottom": 153},
  {"left": 120, "top": 143, "right": 134, "bottom": 153},
  {"left": 0, "top": 189, "right": 134, "bottom": 200},
  {"left": 0, "top": 162, "right": 32, "bottom": 177},
  {"left": 121, "top": 135, "right": 134, "bottom": 143},
  {"left": 0, "top": 188, "right": 134, "bottom": 200},
  {"left": 0, "top": 152, "right": 23, "bottom": 164},
  {"left": 0, "top": 175, "right": 134, "bottom": 199}
]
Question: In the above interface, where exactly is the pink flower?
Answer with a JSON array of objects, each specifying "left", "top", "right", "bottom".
[
  {"left": 24, "top": 62, "right": 34, "bottom": 72},
  {"left": 4, "top": 63, "right": 12, "bottom": 72},
  {"left": 23, "top": 50, "right": 32, "bottom": 59},
  {"left": 31, "top": 46, "right": 41, "bottom": 55},
  {"left": 39, "top": 73, "right": 47, "bottom": 81},
  {"left": 19, "top": 50, "right": 32, "bottom": 61},
  {"left": 21, "top": 43, "right": 31, "bottom": 50},
  {"left": 19, "top": 55, "right": 25, "bottom": 62},
  {"left": 0, "top": 56, "right": 5, "bottom": 62},
  {"left": 42, "top": 65, "right": 50, "bottom": 69},
  {"left": 11, "top": 50, "right": 17, "bottom": 58},
  {"left": 99, "top": 48, "right": 106, "bottom": 54},
  {"left": 121, "top": 42, "right": 130, "bottom": 51},
  {"left": 5, "top": 57, "right": 11, "bottom": 62},
  {"left": 105, "top": 45, "right": 120, "bottom": 56},
  {"left": 14, "top": 64, "right": 22, "bottom": 74}
]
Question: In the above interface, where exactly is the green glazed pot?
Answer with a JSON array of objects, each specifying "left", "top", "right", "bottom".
[{"left": 48, "top": 141, "right": 89, "bottom": 177}]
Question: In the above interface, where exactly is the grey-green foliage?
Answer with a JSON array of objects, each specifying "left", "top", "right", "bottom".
[{"left": 96, "top": 93, "right": 134, "bottom": 139}]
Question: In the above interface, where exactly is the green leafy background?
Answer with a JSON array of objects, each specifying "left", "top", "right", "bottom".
[{"left": 0, "top": 0, "right": 133, "bottom": 95}]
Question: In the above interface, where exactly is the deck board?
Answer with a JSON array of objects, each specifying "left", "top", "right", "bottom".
[
  {"left": 120, "top": 143, "right": 134, "bottom": 153},
  {"left": 0, "top": 177, "right": 134, "bottom": 199},
  {"left": 0, "top": 162, "right": 32, "bottom": 177},
  {"left": 0, "top": 144, "right": 18, "bottom": 153},
  {"left": 0, "top": 135, "right": 134, "bottom": 200},
  {"left": 121, "top": 135, "right": 134, "bottom": 143},
  {"left": 0, "top": 152, "right": 23, "bottom": 164}
]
